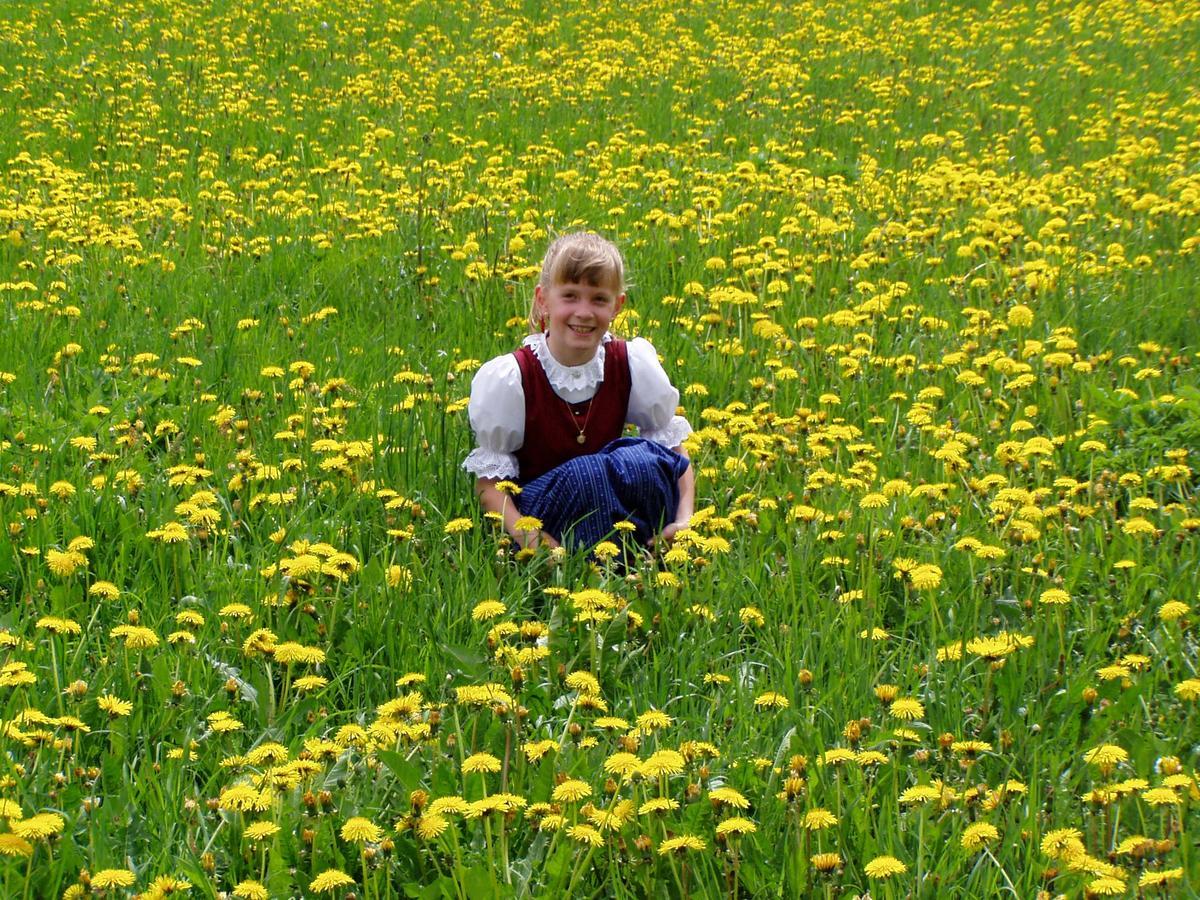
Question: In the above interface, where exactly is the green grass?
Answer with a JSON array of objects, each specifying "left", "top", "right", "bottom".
[{"left": 0, "top": 0, "right": 1197, "bottom": 896}]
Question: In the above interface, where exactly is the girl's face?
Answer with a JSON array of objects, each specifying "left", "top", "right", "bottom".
[{"left": 535, "top": 279, "right": 625, "bottom": 366}]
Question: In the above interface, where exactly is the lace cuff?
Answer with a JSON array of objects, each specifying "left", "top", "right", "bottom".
[
  {"left": 463, "top": 448, "right": 519, "bottom": 480},
  {"left": 640, "top": 415, "right": 692, "bottom": 449}
]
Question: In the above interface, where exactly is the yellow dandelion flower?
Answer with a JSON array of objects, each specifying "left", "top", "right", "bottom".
[
  {"left": 471, "top": 599, "right": 506, "bottom": 622},
  {"left": 1041, "top": 827, "right": 1085, "bottom": 860},
  {"left": 416, "top": 814, "right": 449, "bottom": 839},
  {"left": 0, "top": 834, "right": 33, "bottom": 857},
  {"left": 715, "top": 817, "right": 756, "bottom": 836},
  {"left": 309, "top": 869, "right": 355, "bottom": 893},
  {"left": 640, "top": 750, "right": 686, "bottom": 778},
  {"left": 1039, "top": 588, "right": 1071, "bottom": 606},
  {"left": 91, "top": 870, "right": 137, "bottom": 889},
  {"left": 88, "top": 581, "right": 120, "bottom": 599},
  {"left": 864, "top": 855, "right": 907, "bottom": 878},
  {"left": 754, "top": 691, "right": 789, "bottom": 709},
  {"left": 961, "top": 822, "right": 999, "bottom": 851},
  {"left": 552, "top": 779, "right": 593, "bottom": 803},
  {"left": 803, "top": 808, "right": 838, "bottom": 830},
  {"left": 638, "top": 797, "right": 680, "bottom": 815},
  {"left": 889, "top": 698, "right": 924, "bottom": 720},
  {"left": 709, "top": 787, "right": 750, "bottom": 810},
  {"left": 567, "top": 824, "right": 604, "bottom": 846},
  {"left": 341, "top": 816, "right": 384, "bottom": 842},
  {"left": 244, "top": 821, "right": 281, "bottom": 842},
  {"left": 659, "top": 835, "right": 706, "bottom": 854},
  {"left": 462, "top": 752, "right": 502, "bottom": 775}
]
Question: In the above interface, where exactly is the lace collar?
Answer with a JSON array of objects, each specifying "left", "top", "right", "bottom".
[{"left": 522, "top": 332, "right": 611, "bottom": 395}]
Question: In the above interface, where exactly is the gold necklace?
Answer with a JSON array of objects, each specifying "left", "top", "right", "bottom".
[{"left": 570, "top": 398, "right": 596, "bottom": 444}]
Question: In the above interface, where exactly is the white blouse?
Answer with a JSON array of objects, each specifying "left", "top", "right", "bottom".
[{"left": 463, "top": 333, "right": 693, "bottom": 480}]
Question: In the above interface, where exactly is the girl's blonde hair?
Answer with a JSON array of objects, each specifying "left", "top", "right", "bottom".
[{"left": 529, "top": 232, "right": 625, "bottom": 332}]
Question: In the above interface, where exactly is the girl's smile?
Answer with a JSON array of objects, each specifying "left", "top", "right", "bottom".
[{"left": 535, "top": 280, "right": 626, "bottom": 366}]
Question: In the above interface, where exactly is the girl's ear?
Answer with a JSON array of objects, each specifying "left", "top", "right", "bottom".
[{"left": 533, "top": 285, "right": 547, "bottom": 330}]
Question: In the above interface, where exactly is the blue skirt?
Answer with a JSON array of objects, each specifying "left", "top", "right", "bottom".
[{"left": 519, "top": 438, "right": 691, "bottom": 549}]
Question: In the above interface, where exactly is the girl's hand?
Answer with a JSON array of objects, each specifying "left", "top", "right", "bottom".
[
  {"left": 649, "top": 521, "right": 690, "bottom": 548},
  {"left": 519, "top": 530, "right": 559, "bottom": 550}
]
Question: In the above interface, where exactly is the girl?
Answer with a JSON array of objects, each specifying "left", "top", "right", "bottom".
[{"left": 463, "top": 232, "right": 694, "bottom": 551}]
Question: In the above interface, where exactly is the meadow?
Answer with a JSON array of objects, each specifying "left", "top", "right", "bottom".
[{"left": 0, "top": 0, "right": 1198, "bottom": 896}]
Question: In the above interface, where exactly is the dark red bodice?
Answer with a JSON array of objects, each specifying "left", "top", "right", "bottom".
[{"left": 513, "top": 340, "right": 631, "bottom": 484}]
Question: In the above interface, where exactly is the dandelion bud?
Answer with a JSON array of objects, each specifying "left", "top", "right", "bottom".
[
  {"left": 1158, "top": 756, "right": 1182, "bottom": 775},
  {"left": 510, "top": 666, "right": 524, "bottom": 685},
  {"left": 200, "top": 852, "right": 215, "bottom": 872},
  {"left": 568, "top": 723, "right": 582, "bottom": 740},
  {"left": 302, "top": 791, "right": 317, "bottom": 810},
  {"left": 874, "top": 684, "right": 899, "bottom": 704},
  {"left": 318, "top": 790, "right": 334, "bottom": 808},
  {"left": 811, "top": 852, "right": 841, "bottom": 873},
  {"left": 686, "top": 782, "right": 700, "bottom": 801},
  {"left": 516, "top": 705, "right": 529, "bottom": 721},
  {"left": 619, "top": 734, "right": 640, "bottom": 752},
  {"left": 1155, "top": 839, "right": 1174, "bottom": 854},
  {"left": 843, "top": 720, "right": 862, "bottom": 744},
  {"left": 206, "top": 798, "right": 219, "bottom": 811},
  {"left": 225, "top": 677, "right": 239, "bottom": 698},
  {"left": 789, "top": 754, "right": 807, "bottom": 774},
  {"left": 914, "top": 749, "right": 930, "bottom": 763},
  {"left": 66, "top": 680, "right": 88, "bottom": 698},
  {"left": 410, "top": 790, "right": 428, "bottom": 812},
  {"left": 604, "top": 778, "right": 618, "bottom": 795},
  {"left": 1081, "top": 687, "right": 1098, "bottom": 704},
  {"left": 172, "top": 680, "right": 187, "bottom": 698},
  {"left": 380, "top": 838, "right": 394, "bottom": 853},
  {"left": 797, "top": 668, "right": 814, "bottom": 687},
  {"left": 127, "top": 609, "right": 140, "bottom": 625},
  {"left": 938, "top": 732, "right": 955, "bottom": 750},
  {"left": 302, "top": 828, "right": 315, "bottom": 845},
  {"left": 635, "top": 834, "right": 653, "bottom": 852}
]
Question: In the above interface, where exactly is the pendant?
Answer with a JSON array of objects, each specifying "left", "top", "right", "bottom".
[{"left": 576, "top": 433, "right": 586, "bottom": 444}]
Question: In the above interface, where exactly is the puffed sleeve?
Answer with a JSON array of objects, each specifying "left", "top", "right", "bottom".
[
  {"left": 463, "top": 354, "right": 524, "bottom": 480},
  {"left": 626, "top": 338, "right": 693, "bottom": 448}
]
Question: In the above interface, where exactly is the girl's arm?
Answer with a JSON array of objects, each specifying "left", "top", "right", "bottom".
[
  {"left": 653, "top": 446, "right": 694, "bottom": 546},
  {"left": 475, "top": 477, "right": 560, "bottom": 549}
]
